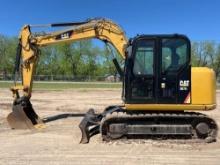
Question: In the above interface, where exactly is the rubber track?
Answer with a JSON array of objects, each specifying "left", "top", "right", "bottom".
[{"left": 100, "top": 109, "right": 218, "bottom": 142}]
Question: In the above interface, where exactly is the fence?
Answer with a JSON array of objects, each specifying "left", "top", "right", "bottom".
[
  {"left": 1, "top": 73, "right": 220, "bottom": 85},
  {"left": 0, "top": 74, "right": 121, "bottom": 82}
]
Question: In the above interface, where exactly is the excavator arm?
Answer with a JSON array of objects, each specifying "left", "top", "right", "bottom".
[
  {"left": 7, "top": 18, "right": 128, "bottom": 138},
  {"left": 12, "top": 18, "right": 127, "bottom": 97}
]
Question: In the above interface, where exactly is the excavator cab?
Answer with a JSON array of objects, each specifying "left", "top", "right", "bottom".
[{"left": 124, "top": 34, "right": 191, "bottom": 105}]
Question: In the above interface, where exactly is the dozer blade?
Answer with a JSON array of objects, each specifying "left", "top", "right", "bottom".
[
  {"left": 79, "top": 106, "right": 121, "bottom": 143},
  {"left": 79, "top": 109, "right": 101, "bottom": 144},
  {"left": 7, "top": 96, "right": 43, "bottom": 129}
]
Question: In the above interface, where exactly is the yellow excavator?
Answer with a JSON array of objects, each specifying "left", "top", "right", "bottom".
[{"left": 7, "top": 18, "right": 218, "bottom": 143}]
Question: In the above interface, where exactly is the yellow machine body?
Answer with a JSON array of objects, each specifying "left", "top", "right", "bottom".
[{"left": 125, "top": 67, "right": 216, "bottom": 111}]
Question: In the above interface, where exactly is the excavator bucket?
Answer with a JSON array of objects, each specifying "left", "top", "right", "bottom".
[{"left": 7, "top": 96, "right": 43, "bottom": 129}]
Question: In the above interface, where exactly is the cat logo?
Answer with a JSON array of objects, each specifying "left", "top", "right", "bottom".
[
  {"left": 55, "top": 31, "right": 73, "bottom": 40},
  {"left": 179, "top": 80, "right": 190, "bottom": 91},
  {"left": 61, "top": 32, "right": 70, "bottom": 39},
  {"left": 180, "top": 80, "right": 189, "bottom": 87}
]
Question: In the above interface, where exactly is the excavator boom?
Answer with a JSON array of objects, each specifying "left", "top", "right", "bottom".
[
  {"left": 13, "top": 18, "right": 127, "bottom": 96},
  {"left": 8, "top": 18, "right": 127, "bottom": 131}
]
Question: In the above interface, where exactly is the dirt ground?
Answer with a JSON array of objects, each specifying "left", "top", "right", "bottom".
[{"left": 0, "top": 88, "right": 220, "bottom": 165}]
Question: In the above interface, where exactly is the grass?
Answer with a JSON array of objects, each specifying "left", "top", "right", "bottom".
[
  {"left": 0, "top": 81, "right": 219, "bottom": 90},
  {"left": 0, "top": 81, "right": 122, "bottom": 90}
]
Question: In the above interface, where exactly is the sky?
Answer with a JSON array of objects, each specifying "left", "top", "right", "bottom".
[{"left": 0, "top": 0, "right": 219, "bottom": 41}]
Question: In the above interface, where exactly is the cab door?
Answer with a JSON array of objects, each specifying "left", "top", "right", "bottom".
[
  {"left": 125, "top": 38, "right": 156, "bottom": 103},
  {"left": 158, "top": 37, "right": 191, "bottom": 104}
]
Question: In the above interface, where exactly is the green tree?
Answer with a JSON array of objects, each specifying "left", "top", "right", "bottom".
[
  {"left": 191, "top": 41, "right": 220, "bottom": 80},
  {"left": 37, "top": 45, "right": 61, "bottom": 78},
  {"left": 0, "top": 35, "right": 17, "bottom": 78}
]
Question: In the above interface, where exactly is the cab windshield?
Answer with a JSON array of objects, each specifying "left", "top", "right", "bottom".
[{"left": 162, "top": 38, "right": 189, "bottom": 73}]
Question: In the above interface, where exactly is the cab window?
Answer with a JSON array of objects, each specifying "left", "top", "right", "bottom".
[
  {"left": 162, "top": 38, "right": 188, "bottom": 73},
  {"left": 133, "top": 40, "right": 154, "bottom": 76}
]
